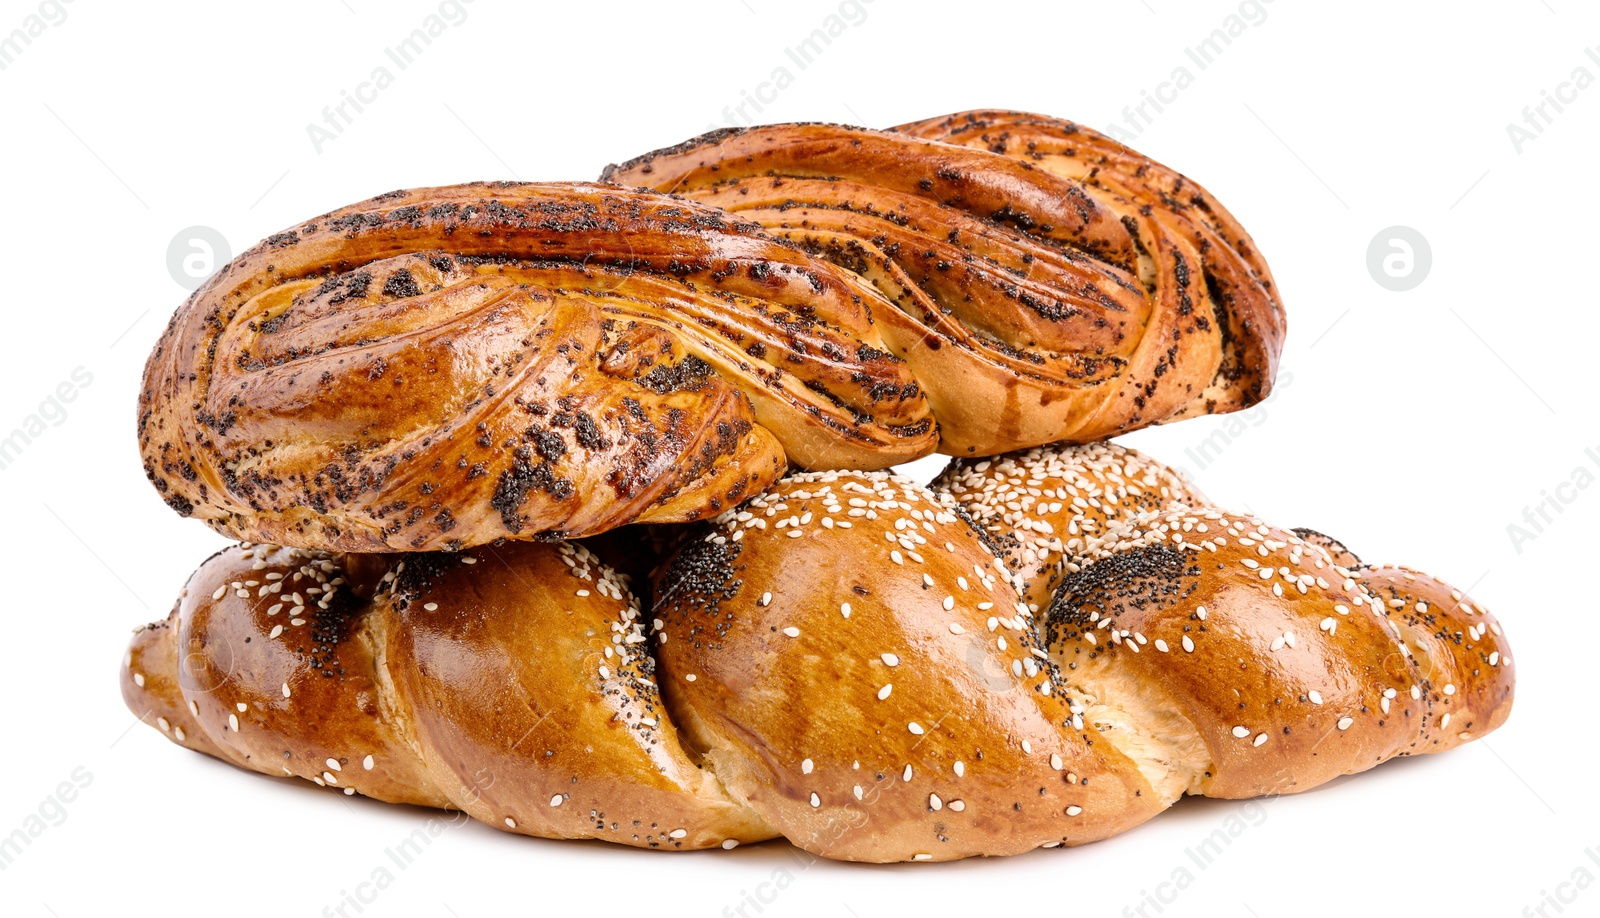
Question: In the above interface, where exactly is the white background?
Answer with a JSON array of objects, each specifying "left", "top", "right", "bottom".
[{"left": 0, "top": 0, "right": 1594, "bottom": 915}]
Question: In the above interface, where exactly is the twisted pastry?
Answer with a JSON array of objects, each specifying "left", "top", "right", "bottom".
[
  {"left": 140, "top": 182, "right": 930, "bottom": 551},
  {"left": 121, "top": 444, "right": 1512, "bottom": 862},
  {"left": 892, "top": 109, "right": 1285, "bottom": 417},
  {"left": 144, "top": 110, "right": 1287, "bottom": 551},
  {"left": 602, "top": 111, "right": 1284, "bottom": 451}
]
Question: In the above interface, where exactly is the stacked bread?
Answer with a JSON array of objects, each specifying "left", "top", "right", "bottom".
[{"left": 120, "top": 111, "right": 1510, "bottom": 863}]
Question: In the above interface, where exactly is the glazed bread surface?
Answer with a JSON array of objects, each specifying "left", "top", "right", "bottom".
[{"left": 122, "top": 444, "right": 1511, "bottom": 862}]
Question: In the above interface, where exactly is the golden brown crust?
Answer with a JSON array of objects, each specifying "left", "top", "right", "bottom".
[
  {"left": 650, "top": 471, "right": 1161, "bottom": 862},
  {"left": 603, "top": 115, "right": 1284, "bottom": 450},
  {"left": 119, "top": 541, "right": 776, "bottom": 851},
  {"left": 1050, "top": 510, "right": 1432, "bottom": 797},
  {"left": 122, "top": 445, "right": 1513, "bottom": 862},
  {"left": 892, "top": 109, "right": 1284, "bottom": 417},
  {"left": 1047, "top": 506, "right": 1515, "bottom": 797},
  {"left": 121, "top": 545, "right": 449, "bottom": 806},
  {"left": 935, "top": 442, "right": 1205, "bottom": 613},
  {"left": 1357, "top": 566, "right": 1514, "bottom": 753},
  {"left": 382, "top": 541, "right": 773, "bottom": 846},
  {"left": 138, "top": 182, "right": 925, "bottom": 552}
]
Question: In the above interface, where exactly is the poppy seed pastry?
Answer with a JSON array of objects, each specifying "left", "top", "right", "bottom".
[
  {"left": 603, "top": 111, "right": 1284, "bottom": 453},
  {"left": 121, "top": 445, "right": 1513, "bottom": 862}
]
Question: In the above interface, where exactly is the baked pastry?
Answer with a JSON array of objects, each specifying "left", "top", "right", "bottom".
[
  {"left": 933, "top": 441, "right": 1205, "bottom": 614},
  {"left": 603, "top": 110, "right": 1284, "bottom": 450},
  {"left": 120, "top": 443, "right": 1512, "bottom": 862},
  {"left": 140, "top": 165, "right": 1281, "bottom": 551}
]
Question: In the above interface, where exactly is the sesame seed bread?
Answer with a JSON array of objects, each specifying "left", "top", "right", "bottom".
[
  {"left": 120, "top": 445, "right": 1512, "bottom": 862},
  {"left": 121, "top": 541, "right": 777, "bottom": 851},
  {"left": 933, "top": 442, "right": 1206, "bottom": 615},
  {"left": 651, "top": 471, "right": 1163, "bottom": 861}
]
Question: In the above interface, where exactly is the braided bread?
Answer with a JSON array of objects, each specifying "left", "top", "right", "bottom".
[
  {"left": 141, "top": 147, "right": 1281, "bottom": 551},
  {"left": 602, "top": 111, "right": 1284, "bottom": 449},
  {"left": 120, "top": 443, "right": 1512, "bottom": 862}
]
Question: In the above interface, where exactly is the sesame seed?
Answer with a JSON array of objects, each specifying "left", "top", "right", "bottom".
[
  {"left": 810, "top": 793, "right": 821, "bottom": 808},
  {"left": 1232, "top": 726, "right": 1250, "bottom": 738},
  {"left": 1182, "top": 635, "right": 1195, "bottom": 652},
  {"left": 1066, "top": 806, "right": 1083, "bottom": 816},
  {"left": 423, "top": 602, "right": 439, "bottom": 612},
  {"left": 1308, "top": 690, "right": 1324, "bottom": 705},
  {"left": 903, "top": 764, "right": 913, "bottom": 782},
  {"left": 954, "top": 761, "right": 965, "bottom": 777},
  {"left": 722, "top": 839, "right": 740, "bottom": 849},
  {"left": 929, "top": 793, "right": 943, "bottom": 811},
  {"left": 1253, "top": 733, "right": 1268, "bottom": 747},
  {"left": 881, "top": 653, "right": 900, "bottom": 666},
  {"left": 783, "top": 627, "right": 801, "bottom": 637},
  {"left": 363, "top": 755, "right": 374, "bottom": 770},
  {"left": 670, "top": 828, "right": 688, "bottom": 838},
  {"left": 878, "top": 684, "right": 893, "bottom": 700},
  {"left": 802, "top": 758, "right": 814, "bottom": 774},
  {"left": 1337, "top": 717, "right": 1354, "bottom": 730},
  {"left": 909, "top": 722, "right": 924, "bottom": 735},
  {"left": 550, "top": 794, "right": 564, "bottom": 807}
]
